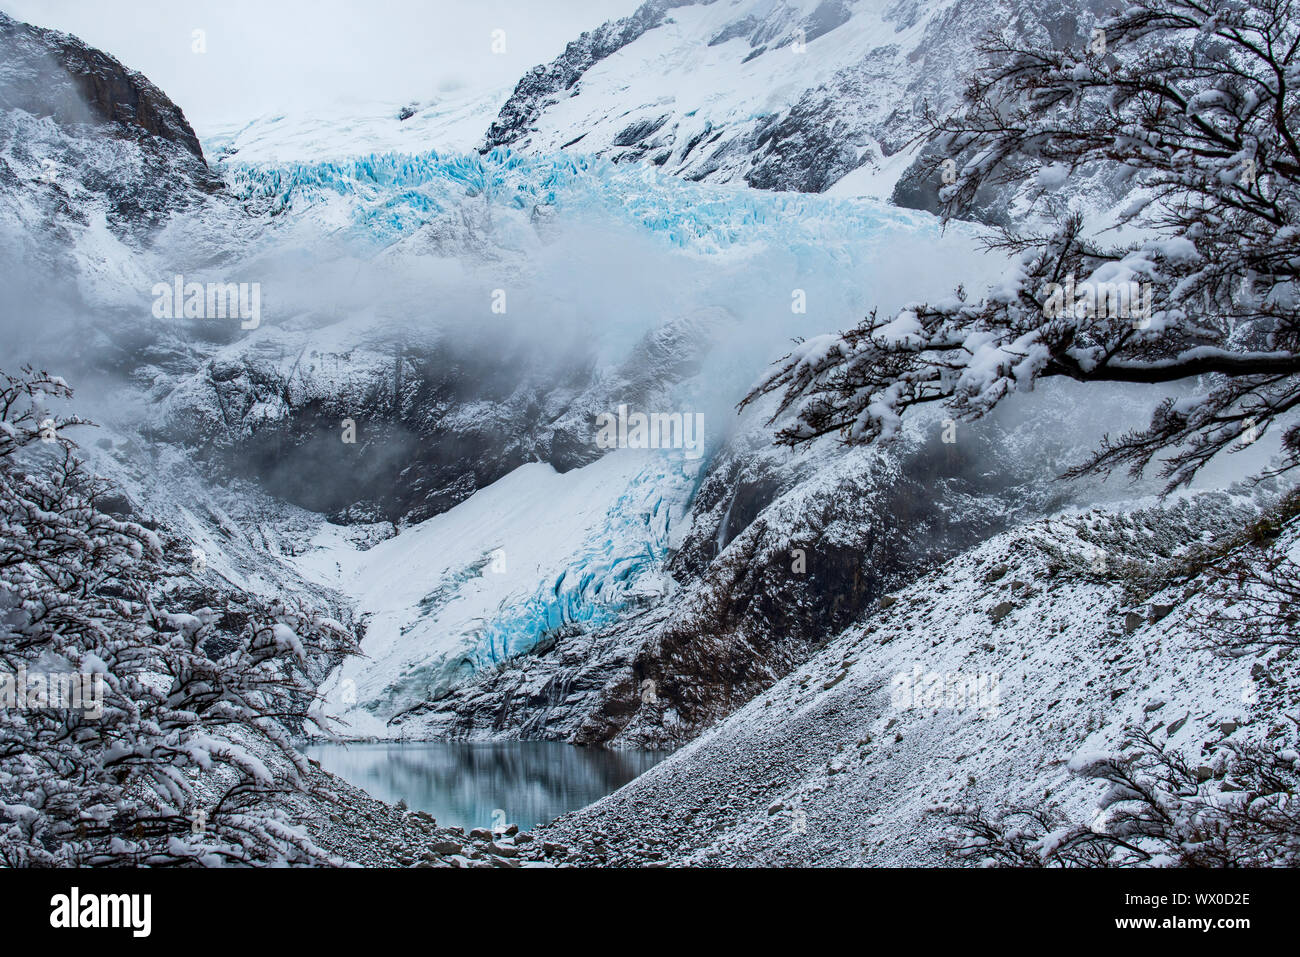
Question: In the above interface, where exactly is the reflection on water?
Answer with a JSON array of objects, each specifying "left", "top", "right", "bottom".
[{"left": 304, "top": 740, "right": 668, "bottom": 833}]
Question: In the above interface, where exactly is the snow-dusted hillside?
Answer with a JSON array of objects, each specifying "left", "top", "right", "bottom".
[
  {"left": 534, "top": 493, "right": 1295, "bottom": 865},
  {"left": 482, "top": 0, "right": 1112, "bottom": 202}
]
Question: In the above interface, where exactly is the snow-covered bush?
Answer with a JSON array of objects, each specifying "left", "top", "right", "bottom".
[
  {"left": 1192, "top": 498, "right": 1300, "bottom": 653},
  {"left": 944, "top": 498, "right": 1300, "bottom": 867},
  {"left": 743, "top": 0, "right": 1300, "bottom": 492},
  {"left": 944, "top": 723, "right": 1300, "bottom": 867},
  {"left": 0, "top": 367, "right": 358, "bottom": 866}
]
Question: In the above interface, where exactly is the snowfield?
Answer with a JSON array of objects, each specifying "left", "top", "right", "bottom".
[{"left": 201, "top": 88, "right": 511, "bottom": 166}]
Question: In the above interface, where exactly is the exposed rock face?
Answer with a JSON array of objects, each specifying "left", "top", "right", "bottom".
[
  {"left": 185, "top": 337, "right": 583, "bottom": 525},
  {"left": 0, "top": 11, "right": 228, "bottom": 409},
  {"left": 0, "top": 11, "right": 206, "bottom": 162},
  {"left": 0, "top": 10, "right": 217, "bottom": 262},
  {"left": 743, "top": 90, "right": 869, "bottom": 193},
  {"left": 154, "top": 309, "right": 720, "bottom": 526}
]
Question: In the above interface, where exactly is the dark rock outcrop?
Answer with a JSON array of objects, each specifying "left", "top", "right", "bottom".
[
  {"left": 0, "top": 9, "right": 218, "bottom": 255},
  {"left": 0, "top": 11, "right": 206, "bottom": 162},
  {"left": 156, "top": 309, "right": 721, "bottom": 526},
  {"left": 744, "top": 87, "right": 872, "bottom": 193}
]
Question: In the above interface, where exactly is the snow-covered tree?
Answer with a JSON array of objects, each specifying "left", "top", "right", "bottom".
[
  {"left": 742, "top": 0, "right": 1300, "bottom": 492},
  {"left": 0, "top": 367, "right": 358, "bottom": 866},
  {"left": 945, "top": 495, "right": 1300, "bottom": 867}
]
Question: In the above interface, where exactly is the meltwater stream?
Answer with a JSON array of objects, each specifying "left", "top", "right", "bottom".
[{"left": 305, "top": 741, "right": 668, "bottom": 833}]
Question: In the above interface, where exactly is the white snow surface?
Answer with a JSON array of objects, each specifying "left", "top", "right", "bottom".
[{"left": 201, "top": 89, "right": 509, "bottom": 165}]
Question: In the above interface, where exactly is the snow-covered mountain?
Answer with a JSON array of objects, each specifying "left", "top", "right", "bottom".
[
  {"left": 480, "top": 0, "right": 1112, "bottom": 204},
  {"left": 188, "top": 0, "right": 1118, "bottom": 213},
  {"left": 132, "top": 143, "right": 1186, "bottom": 746},
  {"left": 0, "top": 2, "right": 1238, "bottom": 752}
]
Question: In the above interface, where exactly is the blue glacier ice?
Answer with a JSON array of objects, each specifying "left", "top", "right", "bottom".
[
  {"left": 472, "top": 454, "right": 703, "bottom": 668},
  {"left": 221, "top": 147, "right": 945, "bottom": 254}
]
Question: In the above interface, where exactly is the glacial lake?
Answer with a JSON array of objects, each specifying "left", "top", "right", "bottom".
[{"left": 304, "top": 740, "right": 669, "bottom": 833}]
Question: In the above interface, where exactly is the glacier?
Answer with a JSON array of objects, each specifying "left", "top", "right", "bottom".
[
  {"left": 219, "top": 147, "right": 964, "bottom": 254},
  {"left": 297, "top": 449, "right": 704, "bottom": 737},
  {"left": 21, "top": 132, "right": 995, "bottom": 741}
]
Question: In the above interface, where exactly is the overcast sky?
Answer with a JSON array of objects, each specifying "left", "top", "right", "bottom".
[{"left": 1, "top": 0, "right": 642, "bottom": 129}]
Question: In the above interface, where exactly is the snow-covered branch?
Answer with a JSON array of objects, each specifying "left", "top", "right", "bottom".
[{"left": 743, "top": 0, "right": 1300, "bottom": 492}]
